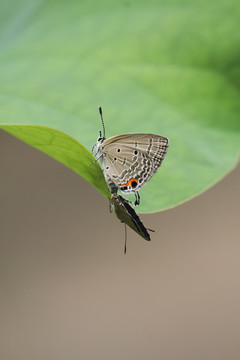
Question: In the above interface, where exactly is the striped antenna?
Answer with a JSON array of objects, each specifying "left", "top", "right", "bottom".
[{"left": 99, "top": 107, "right": 106, "bottom": 139}]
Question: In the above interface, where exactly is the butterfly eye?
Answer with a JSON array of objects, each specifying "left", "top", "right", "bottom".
[
  {"left": 134, "top": 150, "right": 138, "bottom": 155},
  {"left": 114, "top": 157, "right": 117, "bottom": 161},
  {"left": 117, "top": 149, "right": 121, "bottom": 152}
]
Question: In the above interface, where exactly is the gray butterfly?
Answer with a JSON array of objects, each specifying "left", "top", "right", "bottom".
[
  {"left": 110, "top": 194, "right": 154, "bottom": 253},
  {"left": 92, "top": 107, "right": 169, "bottom": 205}
]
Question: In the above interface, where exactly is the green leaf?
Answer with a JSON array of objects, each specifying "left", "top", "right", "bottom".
[
  {"left": 0, "top": 0, "right": 239, "bottom": 213},
  {"left": 0, "top": 125, "right": 111, "bottom": 200}
]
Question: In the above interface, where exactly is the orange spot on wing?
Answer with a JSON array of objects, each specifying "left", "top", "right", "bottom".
[{"left": 121, "top": 178, "right": 138, "bottom": 188}]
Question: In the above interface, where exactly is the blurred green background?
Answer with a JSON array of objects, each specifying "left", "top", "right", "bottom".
[{"left": 0, "top": 0, "right": 239, "bottom": 212}]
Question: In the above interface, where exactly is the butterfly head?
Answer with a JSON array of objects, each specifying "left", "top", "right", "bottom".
[
  {"left": 97, "top": 130, "right": 105, "bottom": 144},
  {"left": 95, "top": 107, "right": 106, "bottom": 151},
  {"left": 95, "top": 129, "right": 105, "bottom": 152}
]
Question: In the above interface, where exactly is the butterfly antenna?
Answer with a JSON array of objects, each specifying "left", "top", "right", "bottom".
[
  {"left": 124, "top": 223, "right": 127, "bottom": 254},
  {"left": 99, "top": 107, "right": 106, "bottom": 139}
]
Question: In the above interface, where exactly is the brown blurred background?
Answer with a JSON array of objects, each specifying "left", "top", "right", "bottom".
[{"left": 0, "top": 130, "right": 240, "bottom": 360}]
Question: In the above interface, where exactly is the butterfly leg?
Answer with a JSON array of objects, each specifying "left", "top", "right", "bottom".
[
  {"left": 134, "top": 191, "right": 140, "bottom": 206},
  {"left": 89, "top": 153, "right": 103, "bottom": 166},
  {"left": 91, "top": 143, "right": 96, "bottom": 155}
]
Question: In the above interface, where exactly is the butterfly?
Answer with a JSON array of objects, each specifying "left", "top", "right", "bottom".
[
  {"left": 110, "top": 194, "right": 154, "bottom": 253},
  {"left": 92, "top": 107, "right": 169, "bottom": 205}
]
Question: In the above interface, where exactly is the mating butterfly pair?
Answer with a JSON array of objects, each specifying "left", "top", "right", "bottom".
[{"left": 92, "top": 107, "right": 169, "bottom": 246}]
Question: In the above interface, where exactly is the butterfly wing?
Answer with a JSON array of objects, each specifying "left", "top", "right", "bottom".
[
  {"left": 111, "top": 194, "right": 151, "bottom": 241},
  {"left": 101, "top": 133, "right": 169, "bottom": 193}
]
